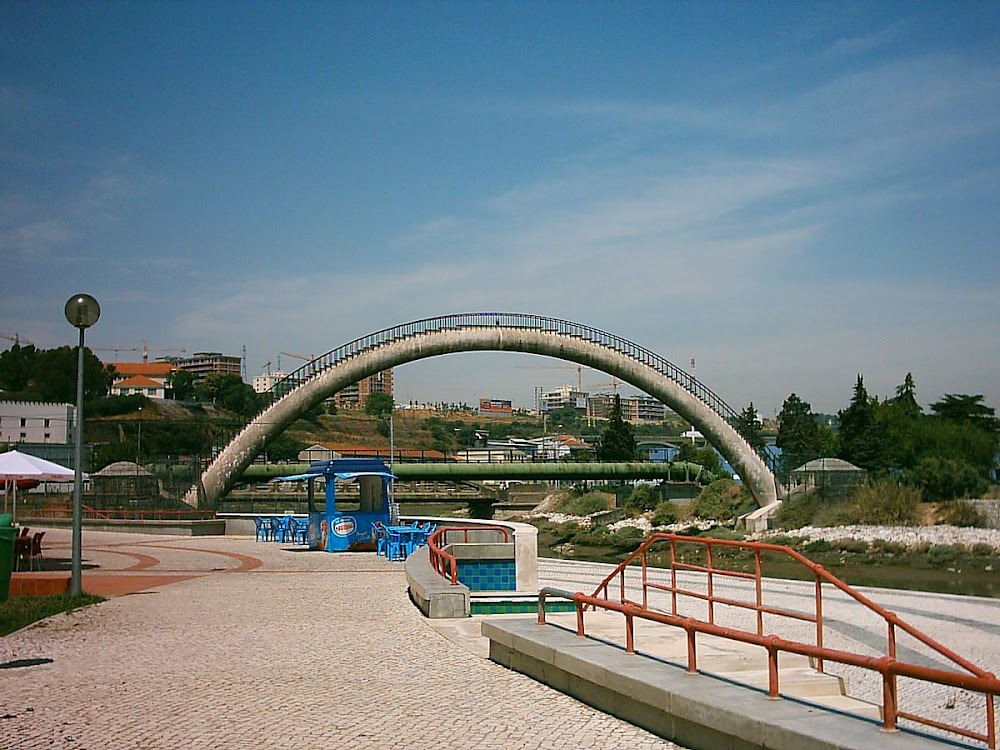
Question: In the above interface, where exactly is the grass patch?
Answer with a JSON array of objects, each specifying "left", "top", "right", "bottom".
[{"left": 1, "top": 593, "right": 105, "bottom": 636}]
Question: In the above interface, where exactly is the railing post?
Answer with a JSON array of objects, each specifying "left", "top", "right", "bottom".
[
  {"left": 706, "top": 542, "right": 715, "bottom": 625},
  {"left": 685, "top": 622, "right": 698, "bottom": 674},
  {"left": 755, "top": 549, "right": 763, "bottom": 636},
  {"left": 576, "top": 602, "right": 585, "bottom": 637},
  {"left": 881, "top": 668, "right": 899, "bottom": 733},
  {"left": 815, "top": 572, "right": 825, "bottom": 673},
  {"left": 987, "top": 693, "right": 996, "bottom": 750},
  {"left": 766, "top": 637, "right": 780, "bottom": 699},
  {"left": 625, "top": 612, "right": 634, "bottom": 653}
]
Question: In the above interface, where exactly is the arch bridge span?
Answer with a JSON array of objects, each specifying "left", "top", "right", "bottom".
[{"left": 185, "top": 313, "right": 778, "bottom": 508}]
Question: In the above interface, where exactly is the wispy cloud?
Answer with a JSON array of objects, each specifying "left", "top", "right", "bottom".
[{"left": 829, "top": 22, "right": 908, "bottom": 57}]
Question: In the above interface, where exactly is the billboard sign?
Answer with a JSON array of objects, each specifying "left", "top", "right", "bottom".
[{"left": 479, "top": 398, "right": 513, "bottom": 416}]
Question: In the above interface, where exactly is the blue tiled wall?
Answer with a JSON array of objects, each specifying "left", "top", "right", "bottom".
[{"left": 457, "top": 559, "right": 516, "bottom": 591}]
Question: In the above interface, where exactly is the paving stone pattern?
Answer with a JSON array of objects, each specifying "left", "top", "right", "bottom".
[{"left": 2, "top": 530, "right": 680, "bottom": 750}]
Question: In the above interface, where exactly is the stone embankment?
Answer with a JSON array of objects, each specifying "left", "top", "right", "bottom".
[
  {"left": 753, "top": 524, "right": 1000, "bottom": 552},
  {"left": 527, "top": 509, "right": 1000, "bottom": 553}
]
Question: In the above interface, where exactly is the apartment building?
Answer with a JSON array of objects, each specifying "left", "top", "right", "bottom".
[{"left": 0, "top": 401, "right": 75, "bottom": 445}]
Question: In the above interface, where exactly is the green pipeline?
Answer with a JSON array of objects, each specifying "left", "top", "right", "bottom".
[{"left": 241, "top": 461, "right": 715, "bottom": 484}]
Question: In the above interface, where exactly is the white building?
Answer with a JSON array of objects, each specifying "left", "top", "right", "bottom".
[
  {"left": 252, "top": 371, "right": 289, "bottom": 393},
  {"left": 536, "top": 384, "right": 588, "bottom": 413},
  {"left": 110, "top": 374, "right": 167, "bottom": 399},
  {"left": 0, "top": 401, "right": 75, "bottom": 445}
]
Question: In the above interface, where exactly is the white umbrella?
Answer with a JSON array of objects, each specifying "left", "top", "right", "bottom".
[{"left": 0, "top": 450, "right": 80, "bottom": 523}]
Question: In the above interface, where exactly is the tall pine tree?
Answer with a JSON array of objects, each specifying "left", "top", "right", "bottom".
[
  {"left": 597, "top": 394, "right": 637, "bottom": 461},
  {"left": 837, "top": 374, "right": 887, "bottom": 472},
  {"left": 776, "top": 393, "right": 821, "bottom": 473}
]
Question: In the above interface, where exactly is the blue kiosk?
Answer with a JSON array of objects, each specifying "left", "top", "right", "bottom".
[{"left": 281, "top": 458, "right": 395, "bottom": 552}]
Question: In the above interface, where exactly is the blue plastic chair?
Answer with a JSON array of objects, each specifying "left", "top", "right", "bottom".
[
  {"left": 253, "top": 516, "right": 271, "bottom": 542},
  {"left": 269, "top": 516, "right": 284, "bottom": 543},
  {"left": 372, "top": 522, "right": 389, "bottom": 557},
  {"left": 386, "top": 527, "right": 407, "bottom": 561},
  {"left": 294, "top": 518, "right": 309, "bottom": 544}
]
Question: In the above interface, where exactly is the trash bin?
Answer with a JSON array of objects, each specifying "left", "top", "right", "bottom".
[{"left": 0, "top": 513, "right": 14, "bottom": 603}]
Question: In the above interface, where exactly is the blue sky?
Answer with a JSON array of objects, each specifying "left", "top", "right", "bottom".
[{"left": 2, "top": 2, "right": 997, "bottom": 417}]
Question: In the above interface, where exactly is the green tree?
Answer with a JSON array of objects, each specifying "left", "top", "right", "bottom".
[
  {"left": 931, "top": 394, "right": 1000, "bottom": 435},
  {"left": 364, "top": 391, "right": 394, "bottom": 418},
  {"left": 891, "top": 373, "right": 922, "bottom": 420},
  {"left": 0, "top": 343, "right": 38, "bottom": 392},
  {"left": 196, "top": 374, "right": 255, "bottom": 412},
  {"left": 676, "top": 441, "right": 723, "bottom": 477},
  {"left": 911, "top": 456, "right": 989, "bottom": 501},
  {"left": 837, "top": 375, "right": 887, "bottom": 472},
  {"left": 264, "top": 433, "right": 306, "bottom": 462},
  {"left": 877, "top": 373, "right": 924, "bottom": 471},
  {"left": 167, "top": 369, "right": 195, "bottom": 401},
  {"left": 597, "top": 395, "right": 636, "bottom": 461},
  {"left": 776, "top": 393, "right": 821, "bottom": 473},
  {"left": 732, "top": 402, "right": 765, "bottom": 453}
]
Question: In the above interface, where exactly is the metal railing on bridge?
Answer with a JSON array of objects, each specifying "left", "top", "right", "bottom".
[{"left": 239, "top": 313, "right": 776, "bottom": 470}]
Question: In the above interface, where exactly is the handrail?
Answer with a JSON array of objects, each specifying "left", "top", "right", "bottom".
[
  {"left": 427, "top": 524, "right": 513, "bottom": 585},
  {"left": 236, "top": 312, "right": 776, "bottom": 471},
  {"left": 540, "top": 533, "right": 999, "bottom": 748},
  {"left": 29, "top": 502, "right": 216, "bottom": 522}
]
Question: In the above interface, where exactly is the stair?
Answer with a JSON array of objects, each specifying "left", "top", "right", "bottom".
[{"left": 544, "top": 611, "right": 883, "bottom": 721}]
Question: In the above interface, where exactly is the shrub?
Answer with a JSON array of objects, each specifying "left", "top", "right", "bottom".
[
  {"left": 911, "top": 457, "right": 989, "bottom": 501},
  {"left": 697, "top": 527, "right": 745, "bottom": 541},
  {"left": 625, "top": 484, "right": 660, "bottom": 512},
  {"left": 775, "top": 493, "right": 820, "bottom": 529},
  {"left": 870, "top": 539, "right": 908, "bottom": 555},
  {"left": 86, "top": 394, "right": 146, "bottom": 417},
  {"left": 651, "top": 501, "right": 678, "bottom": 527},
  {"left": 846, "top": 482, "right": 921, "bottom": 526},
  {"left": 693, "top": 479, "right": 756, "bottom": 521},
  {"left": 610, "top": 526, "right": 645, "bottom": 552},
  {"left": 812, "top": 501, "right": 855, "bottom": 527},
  {"left": 804, "top": 539, "right": 832, "bottom": 553},
  {"left": 926, "top": 544, "right": 957, "bottom": 567},
  {"left": 561, "top": 492, "right": 612, "bottom": 516},
  {"left": 940, "top": 499, "right": 988, "bottom": 528},
  {"left": 570, "top": 527, "right": 613, "bottom": 548},
  {"left": 833, "top": 539, "right": 869, "bottom": 554}
]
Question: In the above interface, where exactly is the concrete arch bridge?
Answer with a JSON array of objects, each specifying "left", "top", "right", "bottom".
[{"left": 184, "top": 313, "right": 779, "bottom": 510}]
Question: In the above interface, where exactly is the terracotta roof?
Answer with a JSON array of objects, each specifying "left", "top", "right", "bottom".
[
  {"left": 106, "top": 362, "right": 175, "bottom": 379},
  {"left": 113, "top": 374, "right": 164, "bottom": 388}
]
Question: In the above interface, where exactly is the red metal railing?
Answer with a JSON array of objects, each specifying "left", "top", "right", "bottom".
[
  {"left": 30, "top": 501, "right": 216, "bottom": 522},
  {"left": 427, "top": 525, "right": 512, "bottom": 585},
  {"left": 538, "top": 533, "right": 1000, "bottom": 748}
]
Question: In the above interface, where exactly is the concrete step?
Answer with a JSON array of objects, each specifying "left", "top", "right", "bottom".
[{"left": 543, "top": 610, "right": 885, "bottom": 720}]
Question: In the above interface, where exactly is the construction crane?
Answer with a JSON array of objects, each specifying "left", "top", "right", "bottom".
[
  {"left": 92, "top": 346, "right": 139, "bottom": 360},
  {"left": 515, "top": 363, "right": 593, "bottom": 392},
  {"left": 0, "top": 332, "right": 33, "bottom": 347},
  {"left": 280, "top": 351, "right": 316, "bottom": 363},
  {"left": 140, "top": 341, "right": 185, "bottom": 363}
]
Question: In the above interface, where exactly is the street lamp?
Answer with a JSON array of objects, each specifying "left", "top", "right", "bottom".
[
  {"left": 136, "top": 406, "right": 143, "bottom": 466},
  {"left": 64, "top": 293, "right": 100, "bottom": 597}
]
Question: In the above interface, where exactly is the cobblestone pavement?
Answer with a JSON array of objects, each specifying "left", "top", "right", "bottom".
[
  {"left": 540, "top": 557, "right": 1000, "bottom": 747},
  {"left": 2, "top": 529, "right": 681, "bottom": 750}
]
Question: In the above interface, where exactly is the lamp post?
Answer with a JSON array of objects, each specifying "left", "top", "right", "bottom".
[
  {"left": 136, "top": 406, "right": 143, "bottom": 466},
  {"left": 64, "top": 294, "right": 100, "bottom": 597}
]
